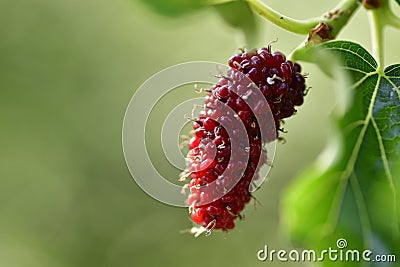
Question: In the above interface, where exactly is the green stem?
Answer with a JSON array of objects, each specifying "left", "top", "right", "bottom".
[
  {"left": 367, "top": 0, "right": 400, "bottom": 70},
  {"left": 386, "top": 10, "right": 400, "bottom": 28},
  {"left": 324, "top": 0, "right": 361, "bottom": 38},
  {"left": 380, "top": 0, "right": 400, "bottom": 28},
  {"left": 245, "top": 0, "right": 318, "bottom": 34},
  {"left": 246, "top": 0, "right": 361, "bottom": 37},
  {"left": 288, "top": 42, "right": 314, "bottom": 62},
  {"left": 369, "top": 10, "right": 385, "bottom": 70}
]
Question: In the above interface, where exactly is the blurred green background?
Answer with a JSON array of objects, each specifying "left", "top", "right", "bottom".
[{"left": 1, "top": 0, "right": 399, "bottom": 266}]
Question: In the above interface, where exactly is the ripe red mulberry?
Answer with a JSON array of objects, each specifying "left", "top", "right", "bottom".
[{"left": 183, "top": 46, "right": 307, "bottom": 235}]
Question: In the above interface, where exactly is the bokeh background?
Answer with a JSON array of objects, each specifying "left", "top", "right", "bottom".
[{"left": 1, "top": 0, "right": 399, "bottom": 266}]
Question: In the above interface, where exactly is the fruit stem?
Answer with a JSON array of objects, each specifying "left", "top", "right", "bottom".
[
  {"left": 323, "top": 0, "right": 361, "bottom": 39},
  {"left": 288, "top": 0, "right": 361, "bottom": 62},
  {"left": 246, "top": 0, "right": 361, "bottom": 37}
]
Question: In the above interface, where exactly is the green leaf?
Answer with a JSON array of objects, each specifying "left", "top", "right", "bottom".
[
  {"left": 213, "top": 0, "right": 258, "bottom": 46},
  {"left": 136, "top": 0, "right": 258, "bottom": 46},
  {"left": 135, "top": 0, "right": 258, "bottom": 45},
  {"left": 135, "top": 0, "right": 232, "bottom": 17},
  {"left": 395, "top": 0, "right": 400, "bottom": 7},
  {"left": 282, "top": 41, "right": 400, "bottom": 266}
]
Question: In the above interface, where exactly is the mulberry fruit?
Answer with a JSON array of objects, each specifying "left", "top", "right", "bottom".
[{"left": 182, "top": 46, "right": 307, "bottom": 235}]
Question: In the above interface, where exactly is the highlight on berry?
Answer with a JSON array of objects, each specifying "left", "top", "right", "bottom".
[{"left": 180, "top": 46, "right": 308, "bottom": 236}]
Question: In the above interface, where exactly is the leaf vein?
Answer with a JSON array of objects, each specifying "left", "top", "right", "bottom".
[
  {"left": 350, "top": 173, "right": 372, "bottom": 248},
  {"left": 371, "top": 116, "right": 399, "bottom": 235},
  {"left": 325, "top": 46, "right": 376, "bottom": 71}
]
